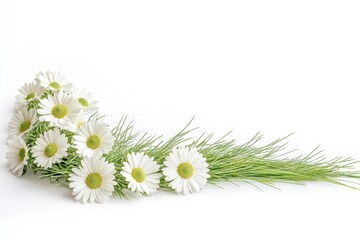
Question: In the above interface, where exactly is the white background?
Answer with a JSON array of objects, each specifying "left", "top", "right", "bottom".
[{"left": 1, "top": 1, "right": 360, "bottom": 239}]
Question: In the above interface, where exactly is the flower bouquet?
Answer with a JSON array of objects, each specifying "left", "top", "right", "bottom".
[{"left": 6, "top": 71, "right": 360, "bottom": 203}]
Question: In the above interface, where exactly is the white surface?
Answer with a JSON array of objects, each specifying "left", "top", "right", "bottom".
[{"left": 1, "top": 1, "right": 360, "bottom": 239}]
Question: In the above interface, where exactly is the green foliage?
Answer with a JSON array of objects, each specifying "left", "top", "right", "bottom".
[
  {"left": 193, "top": 133, "right": 360, "bottom": 189},
  {"left": 24, "top": 115, "right": 360, "bottom": 198},
  {"left": 105, "top": 116, "right": 360, "bottom": 196}
]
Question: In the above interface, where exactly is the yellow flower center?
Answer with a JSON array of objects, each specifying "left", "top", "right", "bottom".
[
  {"left": 78, "top": 98, "right": 89, "bottom": 107},
  {"left": 49, "top": 81, "right": 61, "bottom": 90},
  {"left": 19, "top": 120, "right": 31, "bottom": 132},
  {"left": 77, "top": 121, "right": 83, "bottom": 129},
  {"left": 177, "top": 162, "right": 194, "bottom": 179},
  {"left": 131, "top": 168, "right": 146, "bottom": 183},
  {"left": 86, "top": 135, "right": 101, "bottom": 149},
  {"left": 52, "top": 104, "right": 68, "bottom": 118},
  {"left": 26, "top": 93, "right": 35, "bottom": 100},
  {"left": 45, "top": 144, "right": 58, "bottom": 157},
  {"left": 86, "top": 173, "right": 102, "bottom": 189},
  {"left": 18, "top": 148, "right": 26, "bottom": 161}
]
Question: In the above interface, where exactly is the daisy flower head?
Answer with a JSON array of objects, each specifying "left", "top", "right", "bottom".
[
  {"left": 37, "top": 91, "right": 81, "bottom": 130},
  {"left": 162, "top": 147, "right": 210, "bottom": 195},
  {"left": 8, "top": 107, "right": 37, "bottom": 137},
  {"left": 35, "top": 71, "right": 73, "bottom": 91},
  {"left": 67, "top": 109, "right": 89, "bottom": 132},
  {"left": 32, "top": 128, "right": 70, "bottom": 169},
  {"left": 73, "top": 121, "right": 114, "bottom": 159},
  {"left": 6, "top": 136, "right": 29, "bottom": 176},
  {"left": 121, "top": 152, "right": 161, "bottom": 195},
  {"left": 75, "top": 89, "right": 98, "bottom": 112},
  {"left": 16, "top": 82, "right": 44, "bottom": 105},
  {"left": 69, "top": 156, "right": 116, "bottom": 203}
]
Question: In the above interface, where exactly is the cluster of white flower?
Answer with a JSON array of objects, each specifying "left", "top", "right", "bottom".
[{"left": 6, "top": 71, "right": 210, "bottom": 203}]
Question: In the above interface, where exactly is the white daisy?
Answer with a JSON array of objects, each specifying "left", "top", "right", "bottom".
[
  {"left": 8, "top": 107, "right": 37, "bottom": 137},
  {"left": 75, "top": 89, "right": 98, "bottom": 112},
  {"left": 16, "top": 82, "right": 44, "bottom": 105},
  {"left": 67, "top": 110, "right": 89, "bottom": 132},
  {"left": 37, "top": 91, "right": 81, "bottom": 130},
  {"left": 35, "top": 71, "right": 73, "bottom": 91},
  {"left": 69, "top": 156, "right": 116, "bottom": 203},
  {"left": 6, "top": 136, "right": 29, "bottom": 176},
  {"left": 32, "top": 128, "right": 70, "bottom": 169},
  {"left": 73, "top": 121, "right": 114, "bottom": 159},
  {"left": 121, "top": 152, "right": 161, "bottom": 195},
  {"left": 162, "top": 147, "right": 210, "bottom": 195}
]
